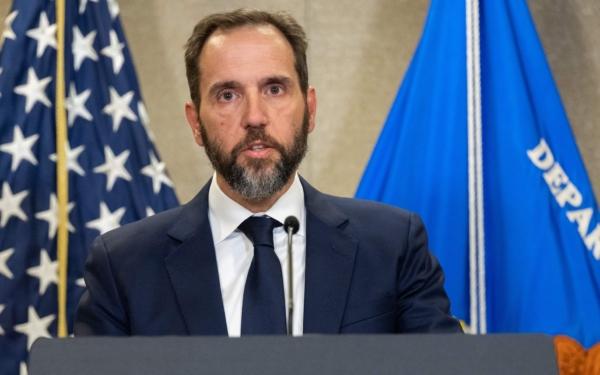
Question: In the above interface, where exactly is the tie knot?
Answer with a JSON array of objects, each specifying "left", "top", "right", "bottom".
[{"left": 239, "top": 216, "right": 281, "bottom": 247}]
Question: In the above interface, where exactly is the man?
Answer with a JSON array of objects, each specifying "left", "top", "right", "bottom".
[{"left": 75, "top": 9, "right": 461, "bottom": 336}]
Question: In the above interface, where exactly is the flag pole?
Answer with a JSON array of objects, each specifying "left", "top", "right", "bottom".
[
  {"left": 466, "top": 0, "right": 486, "bottom": 334},
  {"left": 55, "top": 0, "right": 69, "bottom": 338}
]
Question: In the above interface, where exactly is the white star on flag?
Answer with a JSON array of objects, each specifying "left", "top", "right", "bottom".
[
  {"left": 86, "top": 202, "right": 126, "bottom": 234},
  {"left": 26, "top": 250, "right": 58, "bottom": 295},
  {"left": 35, "top": 194, "right": 75, "bottom": 240},
  {"left": 137, "top": 101, "right": 155, "bottom": 141},
  {"left": 76, "top": 278, "right": 86, "bottom": 288},
  {"left": 13, "top": 306, "right": 55, "bottom": 350},
  {"left": 2, "top": 10, "right": 18, "bottom": 41},
  {"left": 93, "top": 146, "right": 132, "bottom": 191},
  {"left": 0, "top": 126, "right": 39, "bottom": 171},
  {"left": 72, "top": 26, "right": 98, "bottom": 70},
  {"left": 79, "top": 0, "right": 99, "bottom": 14},
  {"left": 101, "top": 30, "right": 124, "bottom": 74},
  {"left": 0, "top": 304, "right": 5, "bottom": 335},
  {"left": 0, "top": 248, "right": 14, "bottom": 279},
  {"left": 107, "top": 0, "right": 120, "bottom": 19},
  {"left": 0, "top": 183, "right": 29, "bottom": 227},
  {"left": 141, "top": 152, "right": 174, "bottom": 194},
  {"left": 146, "top": 206, "right": 155, "bottom": 217},
  {"left": 65, "top": 83, "right": 92, "bottom": 126},
  {"left": 25, "top": 12, "right": 57, "bottom": 58},
  {"left": 13, "top": 68, "right": 52, "bottom": 113},
  {"left": 49, "top": 141, "right": 86, "bottom": 176},
  {"left": 102, "top": 87, "right": 137, "bottom": 132}
]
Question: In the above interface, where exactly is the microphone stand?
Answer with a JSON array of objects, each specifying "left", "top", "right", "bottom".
[
  {"left": 283, "top": 216, "right": 299, "bottom": 336},
  {"left": 286, "top": 225, "right": 294, "bottom": 336}
]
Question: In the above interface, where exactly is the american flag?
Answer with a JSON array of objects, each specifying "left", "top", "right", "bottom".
[{"left": 0, "top": 0, "right": 179, "bottom": 373}]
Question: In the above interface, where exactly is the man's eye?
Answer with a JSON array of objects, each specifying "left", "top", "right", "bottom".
[
  {"left": 218, "top": 91, "right": 236, "bottom": 102},
  {"left": 267, "top": 85, "right": 284, "bottom": 95}
]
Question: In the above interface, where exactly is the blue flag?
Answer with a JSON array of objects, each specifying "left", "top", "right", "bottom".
[
  {"left": 0, "top": 0, "right": 179, "bottom": 373},
  {"left": 357, "top": 0, "right": 600, "bottom": 347}
]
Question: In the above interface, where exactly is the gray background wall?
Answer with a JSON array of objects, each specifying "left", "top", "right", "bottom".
[{"left": 1, "top": 0, "right": 598, "bottom": 203}]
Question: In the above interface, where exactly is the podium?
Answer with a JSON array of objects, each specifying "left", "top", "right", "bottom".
[{"left": 29, "top": 334, "right": 558, "bottom": 374}]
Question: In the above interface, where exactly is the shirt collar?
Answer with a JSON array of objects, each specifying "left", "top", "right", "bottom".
[{"left": 208, "top": 173, "right": 306, "bottom": 244}]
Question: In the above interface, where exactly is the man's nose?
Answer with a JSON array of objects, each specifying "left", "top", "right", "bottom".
[{"left": 243, "top": 92, "right": 268, "bottom": 128}]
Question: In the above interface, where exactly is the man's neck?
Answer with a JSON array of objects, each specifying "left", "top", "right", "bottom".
[{"left": 215, "top": 174, "right": 296, "bottom": 213}]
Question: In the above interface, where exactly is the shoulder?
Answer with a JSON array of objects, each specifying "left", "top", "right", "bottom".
[
  {"left": 325, "top": 194, "right": 412, "bottom": 220},
  {"left": 90, "top": 204, "right": 186, "bottom": 263},
  {"left": 326, "top": 194, "right": 421, "bottom": 237},
  {"left": 301, "top": 177, "right": 421, "bottom": 238},
  {"left": 101, "top": 205, "right": 183, "bottom": 245},
  {"left": 95, "top": 184, "right": 209, "bottom": 259}
]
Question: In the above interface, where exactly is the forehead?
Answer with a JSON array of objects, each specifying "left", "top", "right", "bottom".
[{"left": 197, "top": 25, "right": 297, "bottom": 88}]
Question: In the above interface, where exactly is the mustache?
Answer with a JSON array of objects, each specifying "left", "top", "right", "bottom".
[{"left": 230, "top": 128, "right": 286, "bottom": 157}]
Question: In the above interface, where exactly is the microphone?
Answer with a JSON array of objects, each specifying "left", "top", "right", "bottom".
[
  {"left": 283, "top": 216, "right": 299, "bottom": 335},
  {"left": 284, "top": 216, "right": 299, "bottom": 235}
]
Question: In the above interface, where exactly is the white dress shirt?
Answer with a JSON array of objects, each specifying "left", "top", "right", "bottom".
[{"left": 208, "top": 173, "right": 306, "bottom": 337}]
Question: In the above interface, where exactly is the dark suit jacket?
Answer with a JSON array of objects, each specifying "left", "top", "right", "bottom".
[{"left": 74, "top": 178, "right": 461, "bottom": 335}]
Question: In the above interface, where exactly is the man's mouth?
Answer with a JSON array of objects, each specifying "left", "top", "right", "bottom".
[{"left": 242, "top": 142, "right": 274, "bottom": 158}]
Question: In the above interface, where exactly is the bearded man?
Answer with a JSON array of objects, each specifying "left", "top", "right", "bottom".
[{"left": 74, "top": 9, "right": 462, "bottom": 336}]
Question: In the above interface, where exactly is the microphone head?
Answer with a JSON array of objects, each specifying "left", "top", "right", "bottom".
[{"left": 283, "top": 216, "right": 300, "bottom": 234}]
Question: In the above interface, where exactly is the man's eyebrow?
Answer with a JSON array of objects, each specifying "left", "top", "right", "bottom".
[
  {"left": 260, "top": 75, "right": 293, "bottom": 87},
  {"left": 207, "top": 80, "right": 241, "bottom": 97}
]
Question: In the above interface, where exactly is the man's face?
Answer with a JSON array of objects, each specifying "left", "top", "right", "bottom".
[{"left": 185, "top": 25, "right": 316, "bottom": 201}]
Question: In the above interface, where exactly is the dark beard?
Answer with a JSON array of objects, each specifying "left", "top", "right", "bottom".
[{"left": 200, "top": 112, "right": 309, "bottom": 201}]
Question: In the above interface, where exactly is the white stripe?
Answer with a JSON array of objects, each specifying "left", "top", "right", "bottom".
[{"left": 466, "top": 0, "right": 478, "bottom": 334}]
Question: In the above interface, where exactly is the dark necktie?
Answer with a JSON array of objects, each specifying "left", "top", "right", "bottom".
[{"left": 238, "top": 216, "right": 286, "bottom": 334}]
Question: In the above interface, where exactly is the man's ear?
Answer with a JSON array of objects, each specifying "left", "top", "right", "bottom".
[
  {"left": 184, "top": 101, "right": 203, "bottom": 146},
  {"left": 306, "top": 86, "right": 317, "bottom": 133}
]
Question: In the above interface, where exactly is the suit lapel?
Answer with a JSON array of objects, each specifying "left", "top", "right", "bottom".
[
  {"left": 164, "top": 182, "right": 228, "bottom": 335},
  {"left": 301, "top": 179, "right": 358, "bottom": 334}
]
